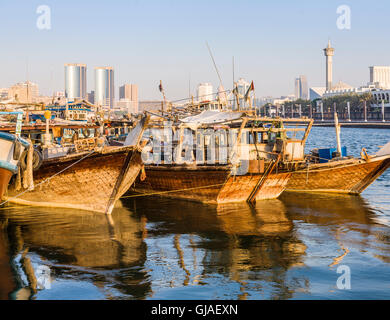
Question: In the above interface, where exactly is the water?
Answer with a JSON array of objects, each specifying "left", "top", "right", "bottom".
[{"left": 0, "top": 127, "right": 390, "bottom": 300}]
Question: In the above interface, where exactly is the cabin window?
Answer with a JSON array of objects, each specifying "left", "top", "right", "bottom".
[
  {"left": 247, "top": 132, "right": 254, "bottom": 144},
  {"left": 262, "top": 132, "right": 268, "bottom": 143}
]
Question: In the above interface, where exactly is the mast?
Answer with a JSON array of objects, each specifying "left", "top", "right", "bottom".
[{"left": 206, "top": 41, "right": 228, "bottom": 105}]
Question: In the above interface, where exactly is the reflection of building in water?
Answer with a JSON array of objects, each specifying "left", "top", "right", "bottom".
[{"left": 3, "top": 206, "right": 150, "bottom": 299}]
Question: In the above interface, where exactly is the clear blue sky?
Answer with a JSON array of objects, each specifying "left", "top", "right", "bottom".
[{"left": 0, "top": 0, "right": 389, "bottom": 100}]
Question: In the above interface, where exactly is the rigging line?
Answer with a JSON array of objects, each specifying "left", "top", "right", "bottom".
[
  {"left": 206, "top": 41, "right": 224, "bottom": 88},
  {"left": 0, "top": 149, "right": 96, "bottom": 207},
  {"left": 168, "top": 88, "right": 233, "bottom": 105}
]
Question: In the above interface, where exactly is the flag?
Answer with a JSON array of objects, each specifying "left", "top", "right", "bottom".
[
  {"left": 244, "top": 81, "right": 254, "bottom": 103},
  {"left": 159, "top": 80, "right": 163, "bottom": 93},
  {"left": 232, "top": 83, "right": 238, "bottom": 96}
]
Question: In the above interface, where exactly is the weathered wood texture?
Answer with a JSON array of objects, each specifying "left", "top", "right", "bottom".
[
  {"left": 133, "top": 165, "right": 290, "bottom": 204},
  {"left": 218, "top": 172, "right": 291, "bottom": 202},
  {"left": 6, "top": 147, "right": 143, "bottom": 214},
  {"left": 0, "top": 168, "right": 12, "bottom": 200},
  {"left": 286, "top": 156, "right": 390, "bottom": 194}
]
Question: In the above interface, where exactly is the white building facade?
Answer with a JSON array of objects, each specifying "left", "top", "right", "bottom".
[
  {"left": 369, "top": 66, "right": 390, "bottom": 89},
  {"left": 95, "top": 67, "right": 115, "bottom": 108},
  {"left": 197, "top": 83, "right": 214, "bottom": 102}
]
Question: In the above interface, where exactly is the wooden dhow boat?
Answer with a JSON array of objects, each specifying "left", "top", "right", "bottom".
[
  {"left": 0, "top": 132, "right": 30, "bottom": 200},
  {"left": 130, "top": 111, "right": 314, "bottom": 204},
  {"left": 286, "top": 112, "right": 390, "bottom": 195},
  {"left": 285, "top": 142, "right": 390, "bottom": 194},
  {"left": 4, "top": 116, "right": 149, "bottom": 214},
  {"left": 0, "top": 109, "right": 31, "bottom": 201}
]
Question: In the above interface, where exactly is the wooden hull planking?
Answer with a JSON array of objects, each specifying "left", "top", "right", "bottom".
[
  {"left": 0, "top": 168, "right": 13, "bottom": 201},
  {"left": 286, "top": 156, "right": 390, "bottom": 194},
  {"left": 133, "top": 166, "right": 291, "bottom": 204},
  {"left": 6, "top": 146, "right": 143, "bottom": 214},
  {"left": 218, "top": 172, "right": 291, "bottom": 202}
]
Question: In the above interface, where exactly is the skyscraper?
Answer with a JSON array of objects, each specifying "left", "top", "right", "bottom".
[
  {"left": 118, "top": 84, "right": 138, "bottom": 114},
  {"left": 323, "top": 40, "right": 335, "bottom": 91},
  {"left": 94, "top": 67, "right": 114, "bottom": 108},
  {"left": 295, "top": 78, "right": 301, "bottom": 99},
  {"left": 295, "top": 75, "right": 308, "bottom": 100},
  {"left": 64, "top": 63, "right": 87, "bottom": 101},
  {"left": 119, "top": 84, "right": 138, "bottom": 102}
]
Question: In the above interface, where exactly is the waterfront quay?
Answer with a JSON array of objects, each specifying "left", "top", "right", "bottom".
[{"left": 313, "top": 120, "right": 390, "bottom": 129}]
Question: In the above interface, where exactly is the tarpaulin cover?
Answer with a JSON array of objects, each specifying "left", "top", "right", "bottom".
[{"left": 180, "top": 110, "right": 243, "bottom": 125}]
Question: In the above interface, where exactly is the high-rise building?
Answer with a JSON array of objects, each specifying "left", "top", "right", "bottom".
[
  {"left": 119, "top": 84, "right": 138, "bottom": 102},
  {"left": 94, "top": 67, "right": 114, "bottom": 108},
  {"left": 295, "top": 75, "right": 308, "bottom": 100},
  {"left": 8, "top": 81, "right": 39, "bottom": 103},
  {"left": 118, "top": 84, "right": 138, "bottom": 114},
  {"left": 294, "top": 78, "right": 300, "bottom": 99},
  {"left": 64, "top": 63, "right": 87, "bottom": 101},
  {"left": 118, "top": 84, "right": 138, "bottom": 113},
  {"left": 323, "top": 40, "right": 335, "bottom": 91},
  {"left": 197, "top": 83, "right": 214, "bottom": 102},
  {"left": 369, "top": 66, "right": 390, "bottom": 89}
]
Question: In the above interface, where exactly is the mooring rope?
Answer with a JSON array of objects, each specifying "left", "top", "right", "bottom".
[
  {"left": 0, "top": 150, "right": 96, "bottom": 207},
  {"left": 120, "top": 182, "right": 227, "bottom": 199}
]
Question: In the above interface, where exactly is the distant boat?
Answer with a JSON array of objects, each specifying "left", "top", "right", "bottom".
[{"left": 0, "top": 132, "right": 30, "bottom": 200}]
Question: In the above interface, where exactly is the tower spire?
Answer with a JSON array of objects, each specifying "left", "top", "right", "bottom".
[{"left": 324, "top": 40, "right": 335, "bottom": 91}]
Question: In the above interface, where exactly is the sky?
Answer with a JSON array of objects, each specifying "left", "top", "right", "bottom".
[{"left": 0, "top": 0, "right": 389, "bottom": 101}]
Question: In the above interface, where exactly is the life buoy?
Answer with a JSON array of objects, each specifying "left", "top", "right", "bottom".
[{"left": 20, "top": 148, "right": 43, "bottom": 172}]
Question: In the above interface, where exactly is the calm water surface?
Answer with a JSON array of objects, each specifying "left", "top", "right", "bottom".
[{"left": 0, "top": 127, "right": 390, "bottom": 300}]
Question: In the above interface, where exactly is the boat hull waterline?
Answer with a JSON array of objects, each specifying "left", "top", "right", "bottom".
[
  {"left": 286, "top": 155, "right": 390, "bottom": 194},
  {"left": 5, "top": 146, "right": 144, "bottom": 214},
  {"left": 132, "top": 165, "right": 291, "bottom": 204}
]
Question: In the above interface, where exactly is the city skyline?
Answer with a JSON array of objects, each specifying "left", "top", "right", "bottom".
[{"left": 1, "top": 1, "right": 390, "bottom": 100}]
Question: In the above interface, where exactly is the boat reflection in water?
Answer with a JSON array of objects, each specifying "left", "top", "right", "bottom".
[
  {"left": 0, "top": 204, "right": 149, "bottom": 300},
  {"left": 0, "top": 223, "right": 16, "bottom": 300},
  {"left": 280, "top": 192, "right": 390, "bottom": 267},
  {"left": 129, "top": 197, "right": 308, "bottom": 299},
  {"left": 0, "top": 190, "right": 389, "bottom": 299}
]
